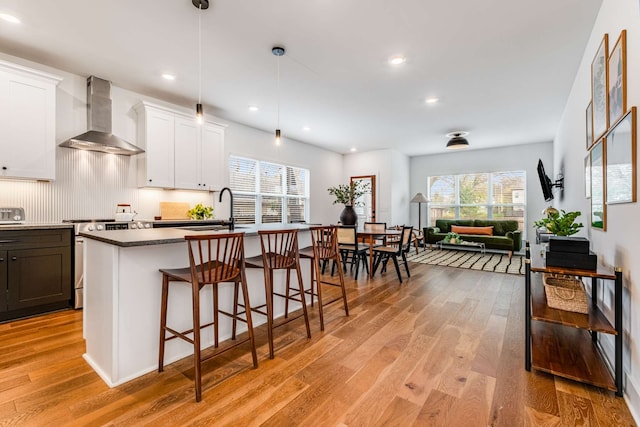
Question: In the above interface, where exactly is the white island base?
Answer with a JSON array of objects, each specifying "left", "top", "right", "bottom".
[{"left": 82, "top": 228, "right": 311, "bottom": 387}]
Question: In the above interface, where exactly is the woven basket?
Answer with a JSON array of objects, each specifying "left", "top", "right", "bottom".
[{"left": 543, "top": 273, "right": 588, "bottom": 314}]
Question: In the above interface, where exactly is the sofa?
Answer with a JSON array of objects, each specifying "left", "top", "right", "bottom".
[{"left": 424, "top": 219, "right": 522, "bottom": 255}]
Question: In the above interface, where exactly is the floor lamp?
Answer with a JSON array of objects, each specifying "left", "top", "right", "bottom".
[{"left": 410, "top": 192, "right": 429, "bottom": 230}]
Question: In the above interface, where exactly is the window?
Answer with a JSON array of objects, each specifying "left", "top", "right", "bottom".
[
  {"left": 229, "top": 156, "right": 309, "bottom": 225},
  {"left": 427, "top": 170, "right": 526, "bottom": 231}
]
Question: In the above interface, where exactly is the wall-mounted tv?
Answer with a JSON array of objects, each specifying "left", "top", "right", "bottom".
[
  {"left": 538, "top": 159, "right": 564, "bottom": 202},
  {"left": 537, "top": 159, "right": 555, "bottom": 202}
]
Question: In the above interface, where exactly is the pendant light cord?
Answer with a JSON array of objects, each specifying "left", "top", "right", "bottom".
[
  {"left": 276, "top": 56, "right": 280, "bottom": 128},
  {"left": 198, "top": 3, "right": 202, "bottom": 105}
]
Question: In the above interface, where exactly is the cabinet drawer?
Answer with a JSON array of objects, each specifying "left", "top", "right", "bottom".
[{"left": 0, "top": 229, "right": 72, "bottom": 249}]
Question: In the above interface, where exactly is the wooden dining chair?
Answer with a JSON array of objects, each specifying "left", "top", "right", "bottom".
[
  {"left": 337, "top": 225, "right": 369, "bottom": 279},
  {"left": 363, "top": 222, "right": 387, "bottom": 246},
  {"left": 371, "top": 226, "right": 413, "bottom": 283}
]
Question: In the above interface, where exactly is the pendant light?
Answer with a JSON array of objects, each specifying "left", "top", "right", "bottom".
[
  {"left": 272, "top": 46, "right": 285, "bottom": 145},
  {"left": 193, "top": 0, "right": 209, "bottom": 124},
  {"left": 445, "top": 131, "right": 470, "bottom": 150}
]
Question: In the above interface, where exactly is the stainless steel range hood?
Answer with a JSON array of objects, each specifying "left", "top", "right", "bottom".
[{"left": 59, "top": 76, "right": 144, "bottom": 155}]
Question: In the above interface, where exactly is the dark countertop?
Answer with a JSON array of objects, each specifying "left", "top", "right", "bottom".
[
  {"left": 0, "top": 223, "right": 74, "bottom": 231},
  {"left": 80, "top": 223, "right": 311, "bottom": 247}
]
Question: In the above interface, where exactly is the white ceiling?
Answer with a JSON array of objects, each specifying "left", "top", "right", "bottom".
[{"left": 0, "top": 0, "right": 601, "bottom": 155}]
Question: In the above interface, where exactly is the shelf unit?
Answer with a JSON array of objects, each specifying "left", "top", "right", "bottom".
[{"left": 525, "top": 242, "right": 623, "bottom": 396}]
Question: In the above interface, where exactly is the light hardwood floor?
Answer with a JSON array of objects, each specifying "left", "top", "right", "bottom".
[{"left": 0, "top": 262, "right": 635, "bottom": 426}]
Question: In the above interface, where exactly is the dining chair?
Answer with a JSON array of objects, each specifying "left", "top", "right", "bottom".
[
  {"left": 363, "top": 221, "right": 387, "bottom": 245},
  {"left": 371, "top": 225, "right": 413, "bottom": 283},
  {"left": 337, "top": 225, "right": 369, "bottom": 279}
]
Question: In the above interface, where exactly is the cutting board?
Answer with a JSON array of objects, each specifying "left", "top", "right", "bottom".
[{"left": 159, "top": 202, "right": 191, "bottom": 220}]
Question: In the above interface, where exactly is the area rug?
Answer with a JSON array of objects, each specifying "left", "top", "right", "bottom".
[{"left": 406, "top": 249, "right": 524, "bottom": 275}]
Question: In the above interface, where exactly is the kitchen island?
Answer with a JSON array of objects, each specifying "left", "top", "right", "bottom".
[{"left": 80, "top": 224, "right": 312, "bottom": 387}]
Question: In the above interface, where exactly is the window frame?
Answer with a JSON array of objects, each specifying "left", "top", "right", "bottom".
[
  {"left": 427, "top": 170, "right": 527, "bottom": 234},
  {"left": 229, "top": 155, "right": 309, "bottom": 225}
]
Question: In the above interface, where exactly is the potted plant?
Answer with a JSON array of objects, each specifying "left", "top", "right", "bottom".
[
  {"left": 188, "top": 203, "right": 214, "bottom": 220},
  {"left": 445, "top": 231, "right": 461, "bottom": 244},
  {"left": 533, "top": 209, "right": 583, "bottom": 236},
  {"left": 327, "top": 181, "right": 370, "bottom": 225}
]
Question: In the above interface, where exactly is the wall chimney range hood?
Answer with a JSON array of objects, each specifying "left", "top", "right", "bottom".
[{"left": 59, "top": 76, "right": 144, "bottom": 155}]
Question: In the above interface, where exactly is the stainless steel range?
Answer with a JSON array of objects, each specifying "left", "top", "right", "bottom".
[{"left": 63, "top": 219, "right": 153, "bottom": 308}]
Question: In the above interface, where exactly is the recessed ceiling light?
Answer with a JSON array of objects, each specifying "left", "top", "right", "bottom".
[
  {"left": 389, "top": 55, "right": 406, "bottom": 65},
  {"left": 161, "top": 73, "right": 176, "bottom": 81},
  {"left": 425, "top": 97, "right": 439, "bottom": 104},
  {"left": 350, "top": 148, "right": 357, "bottom": 152},
  {"left": 303, "top": 126, "right": 310, "bottom": 131},
  {"left": 248, "top": 105, "right": 259, "bottom": 112},
  {"left": 0, "top": 13, "right": 20, "bottom": 24}
]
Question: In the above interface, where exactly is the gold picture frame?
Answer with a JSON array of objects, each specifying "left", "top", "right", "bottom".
[
  {"left": 590, "top": 138, "right": 606, "bottom": 230},
  {"left": 591, "top": 34, "right": 608, "bottom": 142},
  {"left": 586, "top": 101, "right": 593, "bottom": 150},
  {"left": 605, "top": 106, "right": 636, "bottom": 204},
  {"left": 608, "top": 30, "right": 627, "bottom": 127}
]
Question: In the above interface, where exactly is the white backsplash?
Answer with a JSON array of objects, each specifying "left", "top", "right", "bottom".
[{"left": 0, "top": 147, "right": 218, "bottom": 222}]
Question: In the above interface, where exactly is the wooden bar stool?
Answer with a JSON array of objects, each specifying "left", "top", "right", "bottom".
[
  {"left": 158, "top": 233, "right": 258, "bottom": 402},
  {"left": 309, "top": 225, "right": 350, "bottom": 331},
  {"left": 245, "top": 229, "right": 311, "bottom": 359}
]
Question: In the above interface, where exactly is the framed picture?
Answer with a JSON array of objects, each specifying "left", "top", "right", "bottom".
[
  {"left": 608, "top": 30, "right": 627, "bottom": 127},
  {"left": 590, "top": 138, "right": 606, "bottom": 230},
  {"left": 591, "top": 34, "right": 608, "bottom": 141},
  {"left": 586, "top": 101, "right": 593, "bottom": 150},
  {"left": 606, "top": 106, "right": 636, "bottom": 204},
  {"left": 585, "top": 154, "right": 591, "bottom": 198}
]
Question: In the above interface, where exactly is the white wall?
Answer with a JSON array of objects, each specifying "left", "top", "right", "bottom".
[
  {"left": 410, "top": 142, "right": 554, "bottom": 240},
  {"left": 0, "top": 51, "right": 343, "bottom": 224},
  {"left": 343, "top": 149, "right": 410, "bottom": 226},
  {"left": 555, "top": 0, "right": 640, "bottom": 418}
]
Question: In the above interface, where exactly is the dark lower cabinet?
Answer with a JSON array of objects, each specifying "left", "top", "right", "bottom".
[
  {"left": 0, "top": 228, "right": 74, "bottom": 322},
  {"left": 0, "top": 251, "right": 6, "bottom": 312}
]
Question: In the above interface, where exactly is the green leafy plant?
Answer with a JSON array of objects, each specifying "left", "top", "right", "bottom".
[
  {"left": 327, "top": 181, "right": 370, "bottom": 205},
  {"left": 445, "top": 231, "right": 462, "bottom": 243},
  {"left": 533, "top": 209, "right": 583, "bottom": 236},
  {"left": 188, "top": 203, "right": 214, "bottom": 220}
]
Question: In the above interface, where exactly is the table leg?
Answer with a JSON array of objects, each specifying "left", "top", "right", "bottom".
[{"left": 368, "top": 236, "right": 375, "bottom": 279}]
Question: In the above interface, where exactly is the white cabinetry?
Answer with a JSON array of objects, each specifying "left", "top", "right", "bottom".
[
  {"left": 135, "top": 102, "right": 225, "bottom": 190},
  {"left": 0, "top": 61, "right": 61, "bottom": 181}
]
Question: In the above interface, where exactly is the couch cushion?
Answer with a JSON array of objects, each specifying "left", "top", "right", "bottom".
[
  {"left": 435, "top": 219, "right": 474, "bottom": 233},
  {"left": 451, "top": 225, "right": 493, "bottom": 236}
]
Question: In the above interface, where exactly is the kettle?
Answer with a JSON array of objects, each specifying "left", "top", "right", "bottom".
[{"left": 115, "top": 203, "right": 137, "bottom": 222}]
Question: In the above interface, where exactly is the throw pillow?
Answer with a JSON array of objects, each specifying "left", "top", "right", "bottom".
[{"left": 451, "top": 225, "right": 494, "bottom": 236}]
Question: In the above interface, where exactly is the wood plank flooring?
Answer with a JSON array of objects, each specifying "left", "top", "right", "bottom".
[{"left": 0, "top": 262, "right": 636, "bottom": 426}]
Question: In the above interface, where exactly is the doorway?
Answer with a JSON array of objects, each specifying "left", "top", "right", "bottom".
[{"left": 350, "top": 175, "right": 376, "bottom": 224}]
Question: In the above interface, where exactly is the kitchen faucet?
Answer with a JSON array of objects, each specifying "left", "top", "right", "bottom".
[{"left": 219, "top": 187, "right": 234, "bottom": 230}]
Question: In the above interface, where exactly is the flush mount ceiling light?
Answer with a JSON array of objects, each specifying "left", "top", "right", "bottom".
[
  {"left": 161, "top": 73, "right": 176, "bottom": 81},
  {"left": 389, "top": 55, "right": 406, "bottom": 65},
  {"left": 445, "top": 131, "right": 470, "bottom": 150},
  {"left": 0, "top": 13, "right": 20, "bottom": 24},
  {"left": 193, "top": 0, "right": 209, "bottom": 124},
  {"left": 248, "top": 105, "right": 259, "bottom": 112},
  {"left": 425, "top": 97, "right": 439, "bottom": 104},
  {"left": 273, "top": 46, "right": 285, "bottom": 145},
  {"left": 302, "top": 126, "right": 310, "bottom": 131}
]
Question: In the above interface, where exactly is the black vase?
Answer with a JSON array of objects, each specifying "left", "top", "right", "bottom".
[{"left": 340, "top": 205, "right": 357, "bottom": 226}]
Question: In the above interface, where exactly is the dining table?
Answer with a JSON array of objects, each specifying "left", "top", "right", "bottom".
[{"left": 356, "top": 229, "right": 402, "bottom": 279}]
